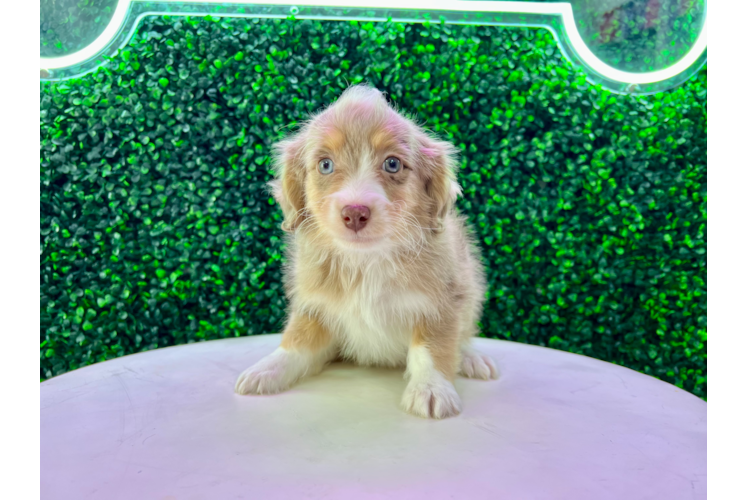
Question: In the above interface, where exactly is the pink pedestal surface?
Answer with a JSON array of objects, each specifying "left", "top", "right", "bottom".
[{"left": 41, "top": 334, "right": 706, "bottom": 499}]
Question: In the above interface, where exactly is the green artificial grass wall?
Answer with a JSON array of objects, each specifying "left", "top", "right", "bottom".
[
  {"left": 40, "top": 16, "right": 707, "bottom": 398},
  {"left": 40, "top": 0, "right": 118, "bottom": 58}
]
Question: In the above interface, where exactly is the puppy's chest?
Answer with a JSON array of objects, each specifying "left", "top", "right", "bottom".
[{"left": 300, "top": 276, "right": 433, "bottom": 366}]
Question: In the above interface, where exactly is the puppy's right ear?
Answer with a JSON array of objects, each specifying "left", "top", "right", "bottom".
[{"left": 270, "top": 131, "right": 307, "bottom": 232}]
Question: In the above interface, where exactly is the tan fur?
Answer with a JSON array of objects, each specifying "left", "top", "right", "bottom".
[
  {"left": 412, "top": 319, "right": 461, "bottom": 381},
  {"left": 236, "top": 84, "right": 498, "bottom": 418},
  {"left": 279, "top": 312, "right": 334, "bottom": 353}
]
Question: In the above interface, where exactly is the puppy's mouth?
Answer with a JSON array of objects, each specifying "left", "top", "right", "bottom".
[
  {"left": 339, "top": 232, "right": 382, "bottom": 246},
  {"left": 334, "top": 224, "right": 394, "bottom": 250}
]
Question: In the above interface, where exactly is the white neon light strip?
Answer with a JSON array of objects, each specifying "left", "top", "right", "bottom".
[{"left": 40, "top": 0, "right": 707, "bottom": 86}]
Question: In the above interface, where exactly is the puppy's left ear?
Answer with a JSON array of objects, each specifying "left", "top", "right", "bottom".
[{"left": 415, "top": 132, "right": 462, "bottom": 232}]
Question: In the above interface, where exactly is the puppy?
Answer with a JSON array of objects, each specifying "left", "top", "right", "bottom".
[{"left": 235, "top": 85, "right": 498, "bottom": 419}]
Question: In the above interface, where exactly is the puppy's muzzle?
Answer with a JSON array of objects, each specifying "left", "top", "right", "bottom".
[{"left": 341, "top": 205, "right": 370, "bottom": 232}]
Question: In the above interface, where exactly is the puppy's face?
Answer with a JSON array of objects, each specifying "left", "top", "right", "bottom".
[{"left": 272, "top": 86, "right": 460, "bottom": 252}]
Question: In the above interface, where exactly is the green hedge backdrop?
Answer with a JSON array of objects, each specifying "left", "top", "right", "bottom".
[{"left": 40, "top": 16, "right": 707, "bottom": 398}]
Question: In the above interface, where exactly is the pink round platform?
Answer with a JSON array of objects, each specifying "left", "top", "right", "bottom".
[{"left": 41, "top": 334, "right": 706, "bottom": 499}]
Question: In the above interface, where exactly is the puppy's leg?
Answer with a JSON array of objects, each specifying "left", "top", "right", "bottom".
[
  {"left": 235, "top": 312, "right": 336, "bottom": 395},
  {"left": 456, "top": 296, "right": 499, "bottom": 380},
  {"left": 459, "top": 341, "right": 499, "bottom": 380},
  {"left": 401, "top": 320, "right": 462, "bottom": 419}
]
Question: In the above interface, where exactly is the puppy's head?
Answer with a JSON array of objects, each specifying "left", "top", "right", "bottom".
[{"left": 270, "top": 85, "right": 461, "bottom": 252}]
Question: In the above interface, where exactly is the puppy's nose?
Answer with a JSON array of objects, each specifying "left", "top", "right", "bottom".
[{"left": 341, "top": 205, "right": 370, "bottom": 232}]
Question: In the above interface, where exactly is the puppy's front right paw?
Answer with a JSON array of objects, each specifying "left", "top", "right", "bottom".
[
  {"left": 234, "top": 349, "right": 294, "bottom": 395},
  {"left": 234, "top": 365, "right": 290, "bottom": 395}
]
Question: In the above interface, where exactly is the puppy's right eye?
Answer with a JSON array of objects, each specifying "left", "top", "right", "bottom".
[{"left": 318, "top": 158, "right": 334, "bottom": 175}]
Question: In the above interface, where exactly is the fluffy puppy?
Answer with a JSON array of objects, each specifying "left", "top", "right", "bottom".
[{"left": 235, "top": 85, "right": 498, "bottom": 419}]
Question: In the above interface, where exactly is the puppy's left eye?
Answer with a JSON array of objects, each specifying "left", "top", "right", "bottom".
[{"left": 383, "top": 157, "right": 402, "bottom": 174}]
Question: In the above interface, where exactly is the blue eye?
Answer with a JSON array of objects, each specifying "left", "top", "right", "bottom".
[
  {"left": 318, "top": 158, "right": 334, "bottom": 175},
  {"left": 383, "top": 157, "right": 402, "bottom": 173}
]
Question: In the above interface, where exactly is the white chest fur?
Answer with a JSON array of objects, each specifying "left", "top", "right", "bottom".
[
  {"left": 333, "top": 286, "right": 431, "bottom": 367},
  {"left": 296, "top": 270, "right": 436, "bottom": 367}
]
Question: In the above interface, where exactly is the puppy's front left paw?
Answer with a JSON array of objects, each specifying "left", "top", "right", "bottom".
[{"left": 401, "top": 378, "right": 462, "bottom": 419}]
